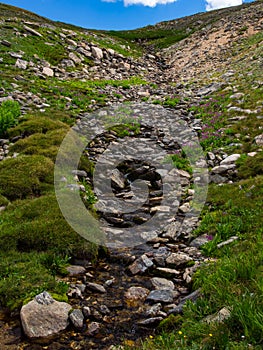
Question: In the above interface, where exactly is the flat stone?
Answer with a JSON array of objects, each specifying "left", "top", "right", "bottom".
[
  {"left": 166, "top": 252, "right": 192, "bottom": 267},
  {"left": 128, "top": 254, "right": 153, "bottom": 275},
  {"left": 146, "top": 289, "right": 174, "bottom": 303},
  {"left": 190, "top": 234, "right": 211, "bottom": 248},
  {"left": 124, "top": 286, "right": 149, "bottom": 307},
  {"left": 217, "top": 236, "right": 239, "bottom": 248},
  {"left": 220, "top": 154, "right": 240, "bottom": 165},
  {"left": 150, "top": 277, "right": 174, "bottom": 291},
  {"left": 205, "top": 307, "right": 231, "bottom": 324},
  {"left": 137, "top": 317, "right": 163, "bottom": 326},
  {"left": 211, "top": 164, "right": 236, "bottom": 174},
  {"left": 155, "top": 267, "right": 180, "bottom": 277},
  {"left": 66, "top": 265, "right": 86, "bottom": 276},
  {"left": 24, "top": 25, "right": 42, "bottom": 37},
  {"left": 86, "top": 282, "right": 106, "bottom": 293}
]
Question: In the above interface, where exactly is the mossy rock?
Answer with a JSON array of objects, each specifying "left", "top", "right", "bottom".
[
  {"left": 0, "top": 155, "right": 54, "bottom": 200},
  {"left": 8, "top": 116, "right": 69, "bottom": 138},
  {"left": 237, "top": 152, "right": 263, "bottom": 178},
  {"left": 10, "top": 129, "right": 68, "bottom": 161}
]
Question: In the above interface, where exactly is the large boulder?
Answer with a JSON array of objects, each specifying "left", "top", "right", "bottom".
[{"left": 20, "top": 292, "right": 71, "bottom": 338}]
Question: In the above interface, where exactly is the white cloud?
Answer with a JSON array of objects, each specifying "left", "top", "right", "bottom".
[
  {"left": 102, "top": 0, "right": 178, "bottom": 7},
  {"left": 205, "top": 0, "right": 242, "bottom": 11}
]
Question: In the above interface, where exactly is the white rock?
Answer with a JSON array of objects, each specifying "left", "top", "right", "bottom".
[
  {"left": 43, "top": 67, "right": 54, "bottom": 77},
  {"left": 220, "top": 154, "right": 240, "bottom": 165},
  {"left": 91, "top": 46, "right": 103, "bottom": 60}
]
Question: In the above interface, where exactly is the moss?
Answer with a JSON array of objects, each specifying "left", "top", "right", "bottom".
[
  {"left": 8, "top": 115, "right": 69, "bottom": 138},
  {"left": 0, "top": 155, "right": 54, "bottom": 200},
  {"left": 0, "top": 194, "right": 9, "bottom": 207},
  {"left": 10, "top": 129, "right": 68, "bottom": 161}
]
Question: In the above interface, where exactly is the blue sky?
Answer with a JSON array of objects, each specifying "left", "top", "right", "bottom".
[{"left": 0, "top": 0, "right": 254, "bottom": 30}]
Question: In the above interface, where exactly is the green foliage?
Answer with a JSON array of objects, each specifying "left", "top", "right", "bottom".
[
  {"left": 0, "top": 155, "right": 54, "bottom": 200},
  {"left": 109, "top": 123, "right": 141, "bottom": 137},
  {"left": 165, "top": 152, "right": 193, "bottom": 174},
  {"left": 0, "top": 100, "right": 21, "bottom": 137},
  {"left": 40, "top": 253, "right": 70, "bottom": 276},
  {"left": 0, "top": 194, "right": 9, "bottom": 207},
  {"left": 237, "top": 152, "right": 263, "bottom": 178}
]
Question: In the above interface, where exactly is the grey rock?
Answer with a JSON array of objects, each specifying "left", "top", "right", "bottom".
[
  {"left": 217, "top": 236, "right": 239, "bottom": 248},
  {"left": 146, "top": 289, "right": 174, "bottom": 303},
  {"left": 190, "top": 234, "right": 211, "bottom": 248},
  {"left": 220, "top": 154, "right": 240, "bottom": 165},
  {"left": 82, "top": 306, "right": 91, "bottom": 318},
  {"left": 150, "top": 277, "right": 174, "bottom": 291},
  {"left": 69, "top": 309, "right": 84, "bottom": 329},
  {"left": 197, "top": 82, "right": 222, "bottom": 96},
  {"left": 137, "top": 317, "right": 163, "bottom": 326},
  {"left": 24, "top": 25, "right": 42, "bottom": 37},
  {"left": 66, "top": 265, "right": 86, "bottom": 276},
  {"left": 15, "top": 59, "right": 28, "bottom": 70},
  {"left": 20, "top": 292, "right": 71, "bottom": 338},
  {"left": 1, "top": 40, "right": 11, "bottom": 47},
  {"left": 254, "top": 134, "right": 263, "bottom": 146},
  {"left": 111, "top": 169, "right": 126, "bottom": 189},
  {"left": 155, "top": 267, "right": 180, "bottom": 277},
  {"left": 92, "top": 46, "right": 103, "bottom": 60},
  {"left": 128, "top": 254, "right": 153, "bottom": 275},
  {"left": 69, "top": 52, "right": 82, "bottom": 64},
  {"left": 210, "top": 174, "right": 228, "bottom": 184},
  {"left": 34, "top": 291, "right": 54, "bottom": 305},
  {"left": 204, "top": 307, "right": 231, "bottom": 324},
  {"left": 211, "top": 164, "right": 236, "bottom": 174},
  {"left": 87, "top": 322, "right": 100, "bottom": 336},
  {"left": 86, "top": 282, "right": 106, "bottom": 293},
  {"left": 124, "top": 286, "right": 149, "bottom": 306},
  {"left": 166, "top": 252, "right": 192, "bottom": 267}
]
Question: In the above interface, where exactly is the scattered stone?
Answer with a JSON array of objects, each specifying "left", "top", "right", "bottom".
[
  {"left": 254, "top": 134, "right": 263, "bottom": 146},
  {"left": 150, "top": 277, "right": 174, "bottom": 291},
  {"left": 42, "top": 67, "right": 54, "bottom": 77},
  {"left": 204, "top": 307, "right": 231, "bottom": 324},
  {"left": 137, "top": 317, "right": 163, "bottom": 326},
  {"left": 128, "top": 254, "right": 153, "bottom": 275},
  {"left": 91, "top": 46, "right": 103, "bottom": 60},
  {"left": 146, "top": 289, "right": 175, "bottom": 303},
  {"left": 211, "top": 164, "right": 236, "bottom": 174},
  {"left": 66, "top": 265, "right": 86, "bottom": 276},
  {"left": 166, "top": 252, "right": 192, "bottom": 267},
  {"left": 24, "top": 25, "right": 42, "bottom": 37},
  {"left": 20, "top": 292, "right": 71, "bottom": 338},
  {"left": 86, "top": 282, "right": 107, "bottom": 293},
  {"left": 87, "top": 322, "right": 100, "bottom": 336},
  {"left": 69, "top": 309, "right": 84, "bottom": 329},
  {"left": 220, "top": 154, "right": 240, "bottom": 164},
  {"left": 155, "top": 267, "right": 180, "bottom": 277},
  {"left": 124, "top": 286, "right": 149, "bottom": 306},
  {"left": 190, "top": 234, "right": 211, "bottom": 248},
  {"left": 1, "top": 40, "right": 11, "bottom": 47},
  {"left": 15, "top": 59, "right": 28, "bottom": 70},
  {"left": 217, "top": 236, "right": 239, "bottom": 248}
]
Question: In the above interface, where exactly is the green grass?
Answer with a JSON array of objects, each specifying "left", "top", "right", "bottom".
[{"left": 0, "top": 100, "right": 21, "bottom": 137}]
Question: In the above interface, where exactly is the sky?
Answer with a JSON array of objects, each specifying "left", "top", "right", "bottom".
[{"left": 0, "top": 0, "right": 255, "bottom": 30}]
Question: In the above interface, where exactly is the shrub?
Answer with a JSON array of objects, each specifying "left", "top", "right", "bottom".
[
  {"left": 0, "top": 155, "right": 54, "bottom": 200},
  {"left": 0, "top": 100, "right": 20, "bottom": 137}
]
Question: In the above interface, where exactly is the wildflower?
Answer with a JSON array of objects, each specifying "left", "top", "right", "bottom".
[
  {"left": 209, "top": 333, "right": 213, "bottom": 337},
  {"left": 178, "top": 331, "right": 183, "bottom": 335},
  {"left": 149, "top": 335, "right": 153, "bottom": 339}
]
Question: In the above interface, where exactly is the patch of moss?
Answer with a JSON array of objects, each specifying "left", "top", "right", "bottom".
[
  {"left": 8, "top": 115, "right": 69, "bottom": 138},
  {"left": 0, "top": 155, "right": 54, "bottom": 200}
]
